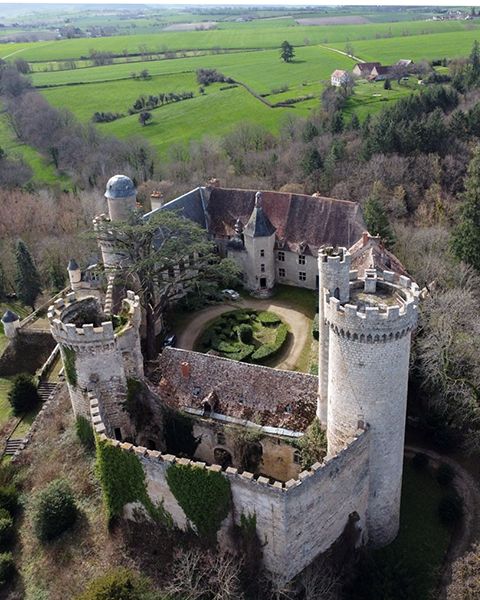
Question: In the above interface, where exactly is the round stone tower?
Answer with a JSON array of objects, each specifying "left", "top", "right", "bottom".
[
  {"left": 48, "top": 290, "right": 143, "bottom": 439},
  {"left": 243, "top": 191, "right": 276, "bottom": 297},
  {"left": 318, "top": 247, "right": 419, "bottom": 547},
  {"left": 1, "top": 310, "right": 20, "bottom": 339},
  {"left": 67, "top": 258, "right": 81, "bottom": 290},
  {"left": 105, "top": 174, "right": 137, "bottom": 222}
]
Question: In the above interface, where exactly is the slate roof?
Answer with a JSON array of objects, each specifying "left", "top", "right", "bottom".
[
  {"left": 68, "top": 258, "right": 79, "bottom": 271},
  {"left": 2, "top": 310, "right": 19, "bottom": 323},
  {"left": 105, "top": 175, "right": 136, "bottom": 199},
  {"left": 353, "top": 62, "right": 381, "bottom": 75},
  {"left": 148, "top": 187, "right": 207, "bottom": 229},
  {"left": 244, "top": 195, "right": 276, "bottom": 238},
  {"left": 205, "top": 187, "right": 365, "bottom": 253},
  {"left": 349, "top": 233, "right": 408, "bottom": 277}
]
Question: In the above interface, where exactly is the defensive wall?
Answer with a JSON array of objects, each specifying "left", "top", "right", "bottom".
[{"left": 89, "top": 394, "right": 370, "bottom": 584}]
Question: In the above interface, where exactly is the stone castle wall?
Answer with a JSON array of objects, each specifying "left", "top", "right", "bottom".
[{"left": 90, "top": 395, "right": 369, "bottom": 584}]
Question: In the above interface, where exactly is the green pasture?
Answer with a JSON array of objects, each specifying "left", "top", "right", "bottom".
[
  {"left": 33, "top": 45, "right": 353, "bottom": 92},
  {"left": 332, "top": 28, "right": 480, "bottom": 64},
  {"left": 0, "top": 113, "right": 70, "bottom": 189},
  {"left": 1, "top": 18, "right": 478, "bottom": 63},
  {"left": 344, "top": 79, "right": 418, "bottom": 121},
  {"left": 96, "top": 85, "right": 298, "bottom": 156}
]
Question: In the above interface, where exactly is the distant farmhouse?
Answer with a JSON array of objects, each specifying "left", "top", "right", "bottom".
[
  {"left": 352, "top": 62, "right": 381, "bottom": 78},
  {"left": 349, "top": 59, "right": 414, "bottom": 82},
  {"left": 330, "top": 68, "right": 352, "bottom": 87}
]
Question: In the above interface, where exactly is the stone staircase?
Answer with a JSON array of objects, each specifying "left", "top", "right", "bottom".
[
  {"left": 4, "top": 438, "right": 26, "bottom": 456},
  {"left": 3, "top": 382, "right": 58, "bottom": 457},
  {"left": 38, "top": 381, "right": 57, "bottom": 402}
]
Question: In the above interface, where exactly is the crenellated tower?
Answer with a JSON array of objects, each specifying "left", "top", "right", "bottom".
[
  {"left": 318, "top": 247, "right": 419, "bottom": 547},
  {"left": 48, "top": 290, "right": 143, "bottom": 440}
]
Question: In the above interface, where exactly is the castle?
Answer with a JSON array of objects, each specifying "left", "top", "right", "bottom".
[{"left": 48, "top": 175, "right": 419, "bottom": 584}]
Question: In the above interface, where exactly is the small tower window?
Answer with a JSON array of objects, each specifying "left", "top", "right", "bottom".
[
  {"left": 260, "top": 249, "right": 265, "bottom": 257},
  {"left": 278, "top": 251, "right": 285, "bottom": 262},
  {"left": 299, "top": 272, "right": 306, "bottom": 282},
  {"left": 298, "top": 255, "right": 306, "bottom": 265},
  {"left": 217, "top": 432, "right": 226, "bottom": 445},
  {"left": 279, "top": 268, "right": 286, "bottom": 278},
  {"left": 293, "top": 450, "right": 301, "bottom": 464},
  {"left": 260, "top": 264, "right": 265, "bottom": 273}
]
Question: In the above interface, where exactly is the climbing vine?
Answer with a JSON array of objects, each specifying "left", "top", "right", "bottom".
[
  {"left": 166, "top": 463, "right": 231, "bottom": 541},
  {"left": 95, "top": 436, "right": 171, "bottom": 527},
  {"left": 62, "top": 345, "right": 77, "bottom": 387}
]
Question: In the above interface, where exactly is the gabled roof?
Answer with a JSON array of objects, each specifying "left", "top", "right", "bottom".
[
  {"left": 349, "top": 232, "right": 408, "bottom": 277},
  {"left": 205, "top": 187, "right": 365, "bottom": 253},
  {"left": 331, "top": 69, "right": 348, "bottom": 78},
  {"left": 147, "top": 187, "right": 207, "bottom": 229},
  {"left": 354, "top": 62, "right": 381, "bottom": 72}
]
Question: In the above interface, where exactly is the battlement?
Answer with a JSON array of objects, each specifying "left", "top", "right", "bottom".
[
  {"left": 318, "top": 246, "right": 350, "bottom": 265},
  {"left": 324, "top": 269, "right": 419, "bottom": 340},
  {"left": 48, "top": 290, "right": 141, "bottom": 350}
]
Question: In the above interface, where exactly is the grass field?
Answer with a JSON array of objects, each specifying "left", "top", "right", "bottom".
[
  {"left": 344, "top": 79, "right": 418, "bottom": 121},
  {"left": 1, "top": 19, "right": 479, "bottom": 63}
]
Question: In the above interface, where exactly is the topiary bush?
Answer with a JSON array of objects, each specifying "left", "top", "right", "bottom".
[
  {"left": 0, "top": 552, "right": 14, "bottom": 586},
  {"left": 75, "top": 567, "right": 157, "bottom": 600},
  {"left": 0, "top": 486, "right": 19, "bottom": 515},
  {"left": 439, "top": 491, "right": 463, "bottom": 525},
  {"left": 75, "top": 415, "right": 95, "bottom": 451},
  {"left": 257, "top": 311, "right": 281, "bottom": 325},
  {"left": 411, "top": 452, "right": 429, "bottom": 471},
  {"left": 0, "top": 509, "right": 13, "bottom": 550},
  {"left": 436, "top": 463, "right": 455, "bottom": 487},
  {"left": 8, "top": 373, "right": 40, "bottom": 415},
  {"left": 251, "top": 323, "right": 288, "bottom": 362},
  {"left": 32, "top": 479, "right": 78, "bottom": 542},
  {"left": 238, "top": 323, "right": 253, "bottom": 343}
]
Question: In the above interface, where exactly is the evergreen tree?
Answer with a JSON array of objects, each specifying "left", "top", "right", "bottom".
[
  {"left": 280, "top": 41, "right": 295, "bottom": 63},
  {"left": 301, "top": 147, "right": 322, "bottom": 176},
  {"left": 470, "top": 40, "right": 480, "bottom": 82},
  {"left": 14, "top": 239, "right": 41, "bottom": 310},
  {"left": 451, "top": 146, "right": 480, "bottom": 270},
  {"left": 349, "top": 113, "right": 360, "bottom": 130},
  {"left": 384, "top": 78, "right": 392, "bottom": 90},
  {"left": 363, "top": 185, "right": 396, "bottom": 248},
  {"left": 46, "top": 257, "right": 66, "bottom": 292}
]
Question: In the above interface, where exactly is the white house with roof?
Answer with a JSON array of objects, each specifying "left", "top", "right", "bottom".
[{"left": 330, "top": 69, "right": 351, "bottom": 87}]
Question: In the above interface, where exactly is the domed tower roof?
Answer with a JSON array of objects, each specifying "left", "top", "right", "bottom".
[
  {"left": 2, "top": 309, "right": 19, "bottom": 324},
  {"left": 104, "top": 175, "right": 136, "bottom": 199},
  {"left": 244, "top": 191, "right": 276, "bottom": 238},
  {"left": 67, "top": 258, "right": 80, "bottom": 271}
]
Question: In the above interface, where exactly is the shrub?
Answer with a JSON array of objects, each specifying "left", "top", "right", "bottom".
[
  {"left": 75, "top": 415, "right": 94, "bottom": 451},
  {"left": 0, "top": 509, "right": 13, "bottom": 550},
  {"left": 76, "top": 567, "right": 157, "bottom": 600},
  {"left": 0, "top": 486, "right": 19, "bottom": 515},
  {"left": 257, "top": 311, "right": 281, "bottom": 325},
  {"left": 251, "top": 323, "right": 288, "bottom": 362},
  {"left": 411, "top": 452, "right": 429, "bottom": 470},
  {"left": 8, "top": 373, "right": 40, "bottom": 415},
  {"left": 439, "top": 492, "right": 463, "bottom": 525},
  {"left": 312, "top": 313, "right": 319, "bottom": 340},
  {"left": 436, "top": 463, "right": 455, "bottom": 487},
  {"left": 0, "top": 552, "right": 14, "bottom": 585},
  {"left": 238, "top": 324, "right": 253, "bottom": 343},
  {"left": 33, "top": 479, "right": 78, "bottom": 541}
]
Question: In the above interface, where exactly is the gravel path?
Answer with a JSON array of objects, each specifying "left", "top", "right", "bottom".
[{"left": 176, "top": 298, "right": 311, "bottom": 372}]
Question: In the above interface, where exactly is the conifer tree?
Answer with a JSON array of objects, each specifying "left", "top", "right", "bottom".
[
  {"left": 363, "top": 184, "right": 396, "bottom": 248},
  {"left": 451, "top": 146, "right": 480, "bottom": 271},
  {"left": 280, "top": 41, "right": 295, "bottom": 63},
  {"left": 14, "top": 239, "right": 41, "bottom": 310}
]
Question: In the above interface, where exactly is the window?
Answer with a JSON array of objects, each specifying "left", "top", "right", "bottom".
[
  {"left": 260, "top": 249, "right": 265, "bottom": 257},
  {"left": 279, "top": 268, "right": 286, "bottom": 278},
  {"left": 277, "top": 251, "right": 285, "bottom": 262},
  {"left": 217, "top": 432, "right": 226, "bottom": 445},
  {"left": 298, "top": 255, "right": 306, "bottom": 265},
  {"left": 299, "top": 272, "right": 306, "bottom": 282},
  {"left": 293, "top": 450, "right": 301, "bottom": 464},
  {"left": 260, "top": 264, "right": 265, "bottom": 273}
]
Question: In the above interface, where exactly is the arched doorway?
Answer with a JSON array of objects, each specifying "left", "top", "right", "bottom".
[{"left": 214, "top": 447, "right": 233, "bottom": 469}]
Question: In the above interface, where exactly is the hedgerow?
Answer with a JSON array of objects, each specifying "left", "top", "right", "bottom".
[{"left": 251, "top": 323, "right": 288, "bottom": 362}]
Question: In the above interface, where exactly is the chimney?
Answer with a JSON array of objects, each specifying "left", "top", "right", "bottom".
[
  {"left": 362, "top": 231, "right": 370, "bottom": 247},
  {"left": 206, "top": 177, "right": 220, "bottom": 188},
  {"left": 150, "top": 190, "right": 163, "bottom": 211},
  {"left": 180, "top": 362, "right": 191, "bottom": 378}
]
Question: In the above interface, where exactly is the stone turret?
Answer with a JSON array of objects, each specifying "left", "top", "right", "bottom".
[
  {"left": 318, "top": 250, "right": 419, "bottom": 547},
  {"left": 48, "top": 290, "right": 143, "bottom": 439},
  {"left": 1, "top": 310, "right": 20, "bottom": 339},
  {"left": 105, "top": 174, "right": 137, "bottom": 222},
  {"left": 67, "top": 258, "right": 81, "bottom": 290},
  {"left": 243, "top": 192, "right": 276, "bottom": 296}
]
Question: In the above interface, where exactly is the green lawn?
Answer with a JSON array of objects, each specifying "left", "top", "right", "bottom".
[
  {"left": 345, "top": 78, "right": 418, "bottom": 121},
  {"left": 332, "top": 28, "right": 480, "bottom": 64},
  {"left": 2, "top": 19, "right": 477, "bottom": 63},
  {"left": 272, "top": 284, "right": 317, "bottom": 317},
  {"left": 375, "top": 460, "right": 452, "bottom": 598}
]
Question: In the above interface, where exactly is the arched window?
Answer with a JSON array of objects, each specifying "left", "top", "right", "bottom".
[{"left": 333, "top": 287, "right": 340, "bottom": 299}]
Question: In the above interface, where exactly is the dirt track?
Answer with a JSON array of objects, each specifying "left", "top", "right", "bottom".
[{"left": 176, "top": 298, "right": 311, "bottom": 371}]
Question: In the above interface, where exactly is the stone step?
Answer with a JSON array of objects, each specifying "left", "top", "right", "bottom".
[{"left": 5, "top": 438, "right": 26, "bottom": 455}]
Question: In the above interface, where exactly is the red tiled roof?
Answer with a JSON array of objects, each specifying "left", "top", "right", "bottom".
[
  {"left": 206, "top": 188, "right": 365, "bottom": 253},
  {"left": 349, "top": 233, "right": 408, "bottom": 277}
]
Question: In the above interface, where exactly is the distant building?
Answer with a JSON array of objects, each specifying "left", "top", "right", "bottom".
[
  {"left": 352, "top": 62, "right": 381, "bottom": 78},
  {"left": 370, "top": 65, "right": 394, "bottom": 81},
  {"left": 330, "top": 69, "right": 351, "bottom": 87},
  {"left": 396, "top": 59, "right": 413, "bottom": 67}
]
